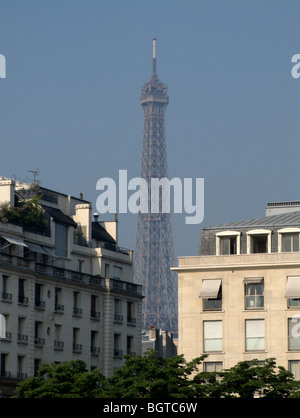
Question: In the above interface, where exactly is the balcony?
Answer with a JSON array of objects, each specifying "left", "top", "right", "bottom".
[
  {"left": 114, "top": 314, "right": 123, "bottom": 323},
  {"left": 18, "top": 295, "right": 29, "bottom": 305},
  {"left": 34, "top": 337, "right": 45, "bottom": 346},
  {"left": 17, "top": 334, "right": 28, "bottom": 344},
  {"left": 113, "top": 349, "right": 123, "bottom": 358},
  {"left": 54, "top": 340, "right": 64, "bottom": 350},
  {"left": 73, "top": 307, "right": 82, "bottom": 316},
  {"left": 127, "top": 317, "right": 136, "bottom": 326},
  {"left": 1, "top": 292, "right": 12, "bottom": 302},
  {"left": 34, "top": 300, "right": 45, "bottom": 310},
  {"left": 54, "top": 303, "right": 64, "bottom": 313},
  {"left": 0, "top": 332, "right": 12, "bottom": 341},
  {"left": 90, "top": 311, "right": 100, "bottom": 320},
  {"left": 91, "top": 346, "right": 100, "bottom": 355},
  {"left": 72, "top": 343, "right": 82, "bottom": 353}
]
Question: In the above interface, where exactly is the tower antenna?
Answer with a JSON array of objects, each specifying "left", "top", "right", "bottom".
[{"left": 152, "top": 38, "right": 157, "bottom": 74}]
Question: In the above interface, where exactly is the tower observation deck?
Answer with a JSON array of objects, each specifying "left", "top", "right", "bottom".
[{"left": 134, "top": 39, "right": 178, "bottom": 336}]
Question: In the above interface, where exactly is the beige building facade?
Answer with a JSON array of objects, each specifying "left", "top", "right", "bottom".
[
  {"left": 172, "top": 204, "right": 300, "bottom": 378},
  {"left": 0, "top": 178, "right": 142, "bottom": 396}
]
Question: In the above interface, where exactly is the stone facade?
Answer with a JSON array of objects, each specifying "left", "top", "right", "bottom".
[
  {"left": 0, "top": 178, "right": 142, "bottom": 396},
  {"left": 173, "top": 206, "right": 300, "bottom": 379}
]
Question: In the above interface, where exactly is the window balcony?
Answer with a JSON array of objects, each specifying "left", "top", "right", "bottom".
[
  {"left": 113, "top": 349, "right": 123, "bottom": 358},
  {"left": 1, "top": 292, "right": 12, "bottom": 302},
  {"left": 0, "top": 332, "right": 12, "bottom": 341},
  {"left": 34, "top": 300, "right": 45, "bottom": 309},
  {"left": 114, "top": 314, "right": 123, "bottom": 323},
  {"left": 91, "top": 346, "right": 100, "bottom": 355},
  {"left": 54, "top": 303, "right": 64, "bottom": 313},
  {"left": 90, "top": 311, "right": 100, "bottom": 320},
  {"left": 127, "top": 317, "right": 136, "bottom": 326},
  {"left": 18, "top": 295, "right": 29, "bottom": 305},
  {"left": 73, "top": 307, "right": 82, "bottom": 316},
  {"left": 34, "top": 337, "right": 45, "bottom": 346},
  {"left": 54, "top": 340, "right": 64, "bottom": 350},
  {"left": 17, "top": 334, "right": 28, "bottom": 344},
  {"left": 72, "top": 343, "right": 82, "bottom": 353}
]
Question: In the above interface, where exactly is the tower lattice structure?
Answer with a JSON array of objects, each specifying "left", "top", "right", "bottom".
[{"left": 134, "top": 39, "right": 178, "bottom": 335}]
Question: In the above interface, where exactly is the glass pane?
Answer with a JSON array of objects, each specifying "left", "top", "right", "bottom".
[
  {"left": 204, "top": 338, "right": 222, "bottom": 352},
  {"left": 246, "top": 337, "right": 264, "bottom": 351},
  {"left": 293, "top": 234, "right": 299, "bottom": 251},
  {"left": 284, "top": 235, "right": 292, "bottom": 252},
  {"left": 289, "top": 337, "right": 300, "bottom": 350},
  {"left": 288, "top": 298, "right": 300, "bottom": 307},
  {"left": 221, "top": 238, "right": 230, "bottom": 255},
  {"left": 203, "top": 298, "right": 222, "bottom": 310},
  {"left": 55, "top": 223, "right": 67, "bottom": 257}
]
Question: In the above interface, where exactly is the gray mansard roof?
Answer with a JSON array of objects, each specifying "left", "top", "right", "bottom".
[
  {"left": 199, "top": 210, "right": 300, "bottom": 256},
  {"left": 204, "top": 211, "right": 300, "bottom": 230}
]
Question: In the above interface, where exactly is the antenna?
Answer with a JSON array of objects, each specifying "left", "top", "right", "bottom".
[
  {"left": 28, "top": 170, "right": 39, "bottom": 184},
  {"left": 152, "top": 38, "right": 157, "bottom": 74}
]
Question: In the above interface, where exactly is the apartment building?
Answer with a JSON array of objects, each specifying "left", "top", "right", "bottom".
[
  {"left": 172, "top": 202, "right": 300, "bottom": 379},
  {"left": 0, "top": 178, "right": 142, "bottom": 396}
]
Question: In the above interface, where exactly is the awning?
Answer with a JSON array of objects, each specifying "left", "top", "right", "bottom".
[
  {"left": 244, "top": 278, "right": 264, "bottom": 284},
  {"left": 25, "top": 242, "right": 49, "bottom": 255},
  {"left": 1, "top": 234, "right": 28, "bottom": 247},
  {"left": 285, "top": 276, "right": 300, "bottom": 299},
  {"left": 199, "top": 279, "right": 221, "bottom": 298}
]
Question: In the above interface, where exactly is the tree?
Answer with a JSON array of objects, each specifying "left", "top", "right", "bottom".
[
  {"left": 13, "top": 360, "right": 105, "bottom": 398},
  {"left": 13, "top": 354, "right": 300, "bottom": 398},
  {"left": 100, "top": 350, "right": 206, "bottom": 398}
]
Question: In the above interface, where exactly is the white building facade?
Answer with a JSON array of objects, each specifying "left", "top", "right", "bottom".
[{"left": 0, "top": 178, "right": 142, "bottom": 396}]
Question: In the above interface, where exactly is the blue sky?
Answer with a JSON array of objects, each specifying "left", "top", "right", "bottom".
[{"left": 1, "top": 0, "right": 300, "bottom": 259}]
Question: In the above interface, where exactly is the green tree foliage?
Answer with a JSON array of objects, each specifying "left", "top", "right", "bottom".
[
  {"left": 13, "top": 352, "right": 300, "bottom": 398},
  {"left": 13, "top": 360, "right": 105, "bottom": 398},
  {"left": 0, "top": 189, "right": 47, "bottom": 233}
]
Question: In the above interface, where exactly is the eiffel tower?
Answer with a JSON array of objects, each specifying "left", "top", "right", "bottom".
[{"left": 134, "top": 39, "right": 178, "bottom": 335}]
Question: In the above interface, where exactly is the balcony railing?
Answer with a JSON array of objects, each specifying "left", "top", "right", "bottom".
[
  {"left": 54, "top": 340, "right": 64, "bottom": 350},
  {"left": 113, "top": 349, "right": 123, "bottom": 358},
  {"left": 0, "top": 252, "right": 142, "bottom": 296},
  {"left": 72, "top": 343, "right": 82, "bottom": 353},
  {"left": 91, "top": 346, "right": 100, "bottom": 355}
]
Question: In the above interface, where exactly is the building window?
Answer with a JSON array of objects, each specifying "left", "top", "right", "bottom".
[
  {"left": 113, "top": 266, "right": 122, "bottom": 280},
  {"left": 73, "top": 291, "right": 82, "bottom": 316},
  {"left": 244, "top": 278, "right": 264, "bottom": 309},
  {"left": 18, "top": 278, "right": 28, "bottom": 304},
  {"left": 17, "top": 356, "right": 26, "bottom": 379},
  {"left": 54, "top": 287, "right": 64, "bottom": 312},
  {"left": 35, "top": 283, "right": 45, "bottom": 309},
  {"left": 285, "top": 276, "right": 300, "bottom": 308},
  {"left": 54, "top": 324, "right": 64, "bottom": 350},
  {"left": 18, "top": 317, "right": 28, "bottom": 343},
  {"left": 200, "top": 279, "right": 222, "bottom": 311},
  {"left": 282, "top": 234, "right": 299, "bottom": 252},
  {"left": 91, "top": 331, "right": 100, "bottom": 355},
  {"left": 55, "top": 223, "right": 68, "bottom": 257},
  {"left": 278, "top": 228, "right": 300, "bottom": 253},
  {"left": 245, "top": 319, "right": 265, "bottom": 351},
  {"left": 203, "top": 320, "right": 222, "bottom": 352},
  {"left": 127, "top": 336, "right": 135, "bottom": 355},
  {"left": 73, "top": 328, "right": 82, "bottom": 352},
  {"left": 91, "top": 295, "right": 100, "bottom": 319},
  {"left": 216, "top": 231, "right": 240, "bottom": 255},
  {"left": 114, "top": 333, "right": 123, "bottom": 358},
  {"left": 288, "top": 318, "right": 300, "bottom": 351},
  {"left": 34, "top": 321, "right": 45, "bottom": 346},
  {"left": 289, "top": 360, "right": 300, "bottom": 380},
  {"left": 114, "top": 299, "right": 123, "bottom": 322},
  {"left": 1, "top": 275, "right": 12, "bottom": 302},
  {"left": 246, "top": 230, "right": 271, "bottom": 254},
  {"left": 203, "top": 362, "right": 223, "bottom": 372},
  {"left": 127, "top": 302, "right": 136, "bottom": 325},
  {"left": 0, "top": 313, "right": 6, "bottom": 339}
]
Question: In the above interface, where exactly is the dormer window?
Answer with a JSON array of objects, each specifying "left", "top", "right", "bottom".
[
  {"left": 216, "top": 231, "right": 241, "bottom": 255},
  {"left": 246, "top": 230, "right": 271, "bottom": 254},
  {"left": 278, "top": 228, "right": 300, "bottom": 253}
]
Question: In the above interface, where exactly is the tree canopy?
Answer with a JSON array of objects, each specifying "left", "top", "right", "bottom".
[{"left": 13, "top": 351, "right": 300, "bottom": 398}]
